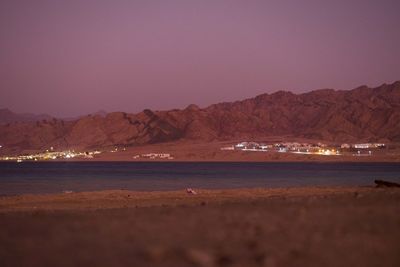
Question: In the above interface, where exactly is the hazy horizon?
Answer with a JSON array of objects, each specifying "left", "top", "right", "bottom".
[
  {"left": 1, "top": 0, "right": 400, "bottom": 117},
  {"left": 1, "top": 80, "right": 399, "bottom": 118}
]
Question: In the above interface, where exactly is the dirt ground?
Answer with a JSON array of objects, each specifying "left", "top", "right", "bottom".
[
  {"left": 78, "top": 140, "right": 400, "bottom": 162},
  {"left": 0, "top": 187, "right": 399, "bottom": 267}
]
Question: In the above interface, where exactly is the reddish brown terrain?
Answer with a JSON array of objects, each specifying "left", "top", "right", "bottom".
[
  {"left": 1, "top": 187, "right": 399, "bottom": 267},
  {"left": 1, "top": 81, "right": 399, "bottom": 155},
  {"left": 84, "top": 140, "right": 398, "bottom": 162}
]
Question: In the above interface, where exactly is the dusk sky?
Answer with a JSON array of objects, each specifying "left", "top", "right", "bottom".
[{"left": 1, "top": 0, "right": 399, "bottom": 117}]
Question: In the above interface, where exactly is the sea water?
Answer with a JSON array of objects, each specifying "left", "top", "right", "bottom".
[{"left": 0, "top": 161, "right": 399, "bottom": 195}]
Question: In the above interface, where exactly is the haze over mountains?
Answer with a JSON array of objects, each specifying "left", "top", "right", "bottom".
[
  {"left": 0, "top": 109, "right": 53, "bottom": 125},
  {"left": 0, "top": 109, "right": 110, "bottom": 125},
  {"left": 0, "top": 81, "right": 399, "bottom": 154}
]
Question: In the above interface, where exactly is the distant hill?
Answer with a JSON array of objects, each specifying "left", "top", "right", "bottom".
[
  {"left": 0, "top": 81, "right": 399, "bottom": 154},
  {"left": 0, "top": 109, "right": 53, "bottom": 125},
  {"left": 62, "top": 110, "right": 108, "bottom": 121}
]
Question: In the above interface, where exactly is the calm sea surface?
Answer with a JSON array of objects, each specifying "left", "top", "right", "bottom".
[{"left": 0, "top": 161, "right": 399, "bottom": 195}]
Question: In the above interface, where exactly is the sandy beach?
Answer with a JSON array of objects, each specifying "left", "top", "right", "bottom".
[
  {"left": 1, "top": 186, "right": 399, "bottom": 267},
  {"left": 83, "top": 141, "right": 400, "bottom": 162}
]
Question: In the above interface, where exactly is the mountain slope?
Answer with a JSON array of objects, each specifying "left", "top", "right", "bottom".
[{"left": 0, "top": 81, "right": 399, "bottom": 154}]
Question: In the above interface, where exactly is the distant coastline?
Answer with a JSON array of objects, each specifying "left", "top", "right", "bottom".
[{"left": 1, "top": 81, "right": 399, "bottom": 156}]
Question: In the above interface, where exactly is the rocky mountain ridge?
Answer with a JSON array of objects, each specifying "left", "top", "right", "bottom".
[{"left": 0, "top": 81, "right": 399, "bottom": 154}]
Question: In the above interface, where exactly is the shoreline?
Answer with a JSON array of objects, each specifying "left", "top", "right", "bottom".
[
  {"left": 2, "top": 157, "right": 400, "bottom": 163},
  {"left": 0, "top": 185, "right": 387, "bottom": 212},
  {"left": 2, "top": 139, "right": 399, "bottom": 163}
]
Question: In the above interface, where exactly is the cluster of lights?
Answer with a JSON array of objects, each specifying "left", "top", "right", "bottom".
[
  {"left": 0, "top": 149, "right": 101, "bottom": 162},
  {"left": 133, "top": 153, "right": 174, "bottom": 160},
  {"left": 110, "top": 147, "right": 127, "bottom": 153},
  {"left": 225, "top": 141, "right": 345, "bottom": 156},
  {"left": 317, "top": 149, "right": 341, "bottom": 156}
]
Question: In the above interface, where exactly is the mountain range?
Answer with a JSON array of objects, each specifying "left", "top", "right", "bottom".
[{"left": 0, "top": 81, "right": 399, "bottom": 154}]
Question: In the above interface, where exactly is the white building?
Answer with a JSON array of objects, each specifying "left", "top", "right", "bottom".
[{"left": 354, "top": 144, "right": 371, "bottom": 149}]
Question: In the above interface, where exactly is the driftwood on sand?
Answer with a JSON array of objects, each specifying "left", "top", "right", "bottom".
[{"left": 375, "top": 180, "right": 400, "bottom": 188}]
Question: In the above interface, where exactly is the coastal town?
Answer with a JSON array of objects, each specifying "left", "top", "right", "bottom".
[
  {"left": 0, "top": 147, "right": 102, "bottom": 162},
  {"left": 221, "top": 141, "right": 387, "bottom": 157},
  {"left": 133, "top": 153, "right": 174, "bottom": 160},
  {"left": 0, "top": 141, "right": 391, "bottom": 162},
  {"left": 0, "top": 145, "right": 177, "bottom": 162}
]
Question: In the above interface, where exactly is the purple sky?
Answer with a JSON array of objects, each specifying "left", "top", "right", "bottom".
[{"left": 1, "top": 0, "right": 399, "bottom": 117}]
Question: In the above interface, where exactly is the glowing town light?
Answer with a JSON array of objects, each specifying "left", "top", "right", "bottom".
[{"left": 322, "top": 150, "right": 333, "bottom": 155}]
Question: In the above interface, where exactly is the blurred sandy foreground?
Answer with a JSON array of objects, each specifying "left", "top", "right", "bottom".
[{"left": 0, "top": 186, "right": 399, "bottom": 267}]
